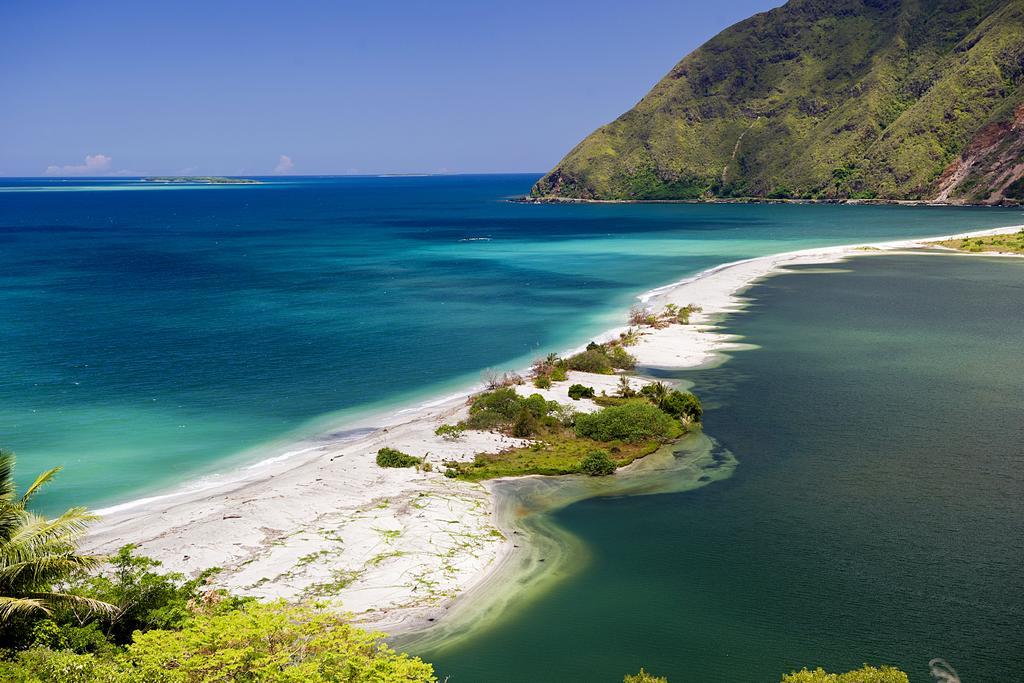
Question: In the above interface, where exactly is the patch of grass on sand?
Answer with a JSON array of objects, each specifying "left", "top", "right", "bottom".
[
  {"left": 449, "top": 430, "right": 665, "bottom": 481},
  {"left": 933, "top": 230, "right": 1024, "bottom": 254},
  {"left": 303, "top": 568, "right": 363, "bottom": 597},
  {"left": 368, "top": 550, "right": 406, "bottom": 567},
  {"left": 301, "top": 569, "right": 362, "bottom": 593}
]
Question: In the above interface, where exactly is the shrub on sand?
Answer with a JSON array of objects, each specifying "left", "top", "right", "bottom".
[
  {"left": 376, "top": 448, "right": 420, "bottom": 468},
  {"left": 565, "top": 349, "right": 613, "bottom": 374},
  {"left": 567, "top": 384, "right": 595, "bottom": 400},
  {"left": 434, "top": 424, "right": 465, "bottom": 440}
]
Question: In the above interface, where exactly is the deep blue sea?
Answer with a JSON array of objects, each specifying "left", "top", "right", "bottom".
[{"left": 1, "top": 174, "right": 1021, "bottom": 514}]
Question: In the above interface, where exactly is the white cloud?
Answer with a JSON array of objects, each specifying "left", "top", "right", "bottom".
[
  {"left": 45, "top": 154, "right": 114, "bottom": 176},
  {"left": 274, "top": 154, "right": 294, "bottom": 174}
]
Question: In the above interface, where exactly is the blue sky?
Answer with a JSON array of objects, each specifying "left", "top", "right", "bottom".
[{"left": 1, "top": 0, "right": 780, "bottom": 176}]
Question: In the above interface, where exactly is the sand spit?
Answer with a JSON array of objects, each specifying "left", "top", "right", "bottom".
[{"left": 83, "top": 224, "right": 1023, "bottom": 635}]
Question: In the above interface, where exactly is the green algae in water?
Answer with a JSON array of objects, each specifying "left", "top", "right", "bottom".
[{"left": 425, "top": 253, "right": 1024, "bottom": 683}]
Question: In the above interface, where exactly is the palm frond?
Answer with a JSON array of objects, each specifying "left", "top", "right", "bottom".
[
  {"left": 1, "top": 508, "right": 103, "bottom": 596},
  {"left": 20, "top": 466, "right": 62, "bottom": 505},
  {"left": 17, "top": 590, "right": 118, "bottom": 616},
  {"left": 0, "top": 453, "right": 110, "bottom": 624},
  {"left": 0, "top": 595, "right": 50, "bottom": 621},
  {"left": 0, "top": 552, "right": 106, "bottom": 587},
  {"left": 5, "top": 508, "right": 98, "bottom": 556},
  {"left": 0, "top": 506, "right": 22, "bottom": 544},
  {"left": 0, "top": 451, "right": 16, "bottom": 505}
]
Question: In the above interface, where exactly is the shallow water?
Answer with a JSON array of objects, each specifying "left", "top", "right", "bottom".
[
  {"left": 1, "top": 174, "right": 1021, "bottom": 515},
  {"left": 425, "top": 253, "right": 1024, "bottom": 682},
  {"left": 395, "top": 432, "right": 738, "bottom": 653}
]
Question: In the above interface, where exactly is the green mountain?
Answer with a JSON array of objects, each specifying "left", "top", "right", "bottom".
[{"left": 532, "top": 0, "right": 1024, "bottom": 203}]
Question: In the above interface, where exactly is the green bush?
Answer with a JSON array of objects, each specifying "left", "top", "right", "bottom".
[
  {"left": 30, "top": 620, "right": 113, "bottom": 656},
  {"left": 534, "top": 375, "right": 552, "bottom": 389},
  {"left": 461, "top": 409, "right": 510, "bottom": 431},
  {"left": 780, "top": 665, "right": 908, "bottom": 683},
  {"left": 0, "top": 648, "right": 125, "bottom": 683},
  {"left": 522, "top": 393, "right": 556, "bottom": 417},
  {"left": 565, "top": 349, "right": 613, "bottom": 374},
  {"left": 660, "top": 391, "right": 703, "bottom": 422},
  {"left": 550, "top": 365, "right": 568, "bottom": 381},
  {"left": 376, "top": 448, "right": 420, "bottom": 468},
  {"left": 607, "top": 345, "right": 636, "bottom": 370},
  {"left": 434, "top": 424, "right": 465, "bottom": 440},
  {"left": 575, "top": 401, "right": 679, "bottom": 443},
  {"left": 567, "top": 384, "right": 595, "bottom": 400},
  {"left": 0, "top": 593, "right": 440, "bottom": 682},
  {"left": 512, "top": 407, "right": 541, "bottom": 437},
  {"left": 123, "top": 602, "right": 437, "bottom": 682},
  {"left": 564, "top": 341, "right": 634, "bottom": 373},
  {"left": 63, "top": 545, "right": 239, "bottom": 646},
  {"left": 639, "top": 381, "right": 670, "bottom": 403},
  {"left": 579, "top": 450, "right": 617, "bottom": 476},
  {"left": 461, "top": 389, "right": 555, "bottom": 436},
  {"left": 625, "top": 669, "right": 669, "bottom": 683},
  {"left": 469, "top": 387, "right": 523, "bottom": 418}
]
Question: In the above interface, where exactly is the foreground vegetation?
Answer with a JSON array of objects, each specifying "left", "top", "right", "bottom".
[
  {"left": 0, "top": 451, "right": 435, "bottom": 682},
  {"left": 1, "top": 600, "right": 436, "bottom": 682},
  {"left": 932, "top": 228, "right": 1024, "bottom": 254}
]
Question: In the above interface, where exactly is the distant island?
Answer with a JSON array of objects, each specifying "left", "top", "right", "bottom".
[
  {"left": 532, "top": 0, "right": 1024, "bottom": 204},
  {"left": 142, "top": 176, "right": 261, "bottom": 184}
]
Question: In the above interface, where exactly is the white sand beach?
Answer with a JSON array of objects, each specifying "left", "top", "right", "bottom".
[{"left": 83, "top": 224, "right": 1023, "bottom": 635}]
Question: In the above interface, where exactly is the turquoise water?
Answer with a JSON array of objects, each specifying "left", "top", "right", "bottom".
[
  {"left": 427, "top": 253, "right": 1024, "bottom": 682},
  {"left": 1, "top": 174, "right": 1021, "bottom": 515}
]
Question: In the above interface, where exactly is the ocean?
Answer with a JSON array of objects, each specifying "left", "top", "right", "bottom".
[{"left": 1, "top": 174, "right": 1020, "bottom": 523}]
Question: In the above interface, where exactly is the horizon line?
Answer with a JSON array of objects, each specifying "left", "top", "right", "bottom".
[{"left": 0, "top": 172, "right": 547, "bottom": 180}]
